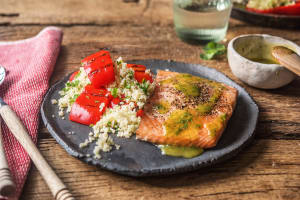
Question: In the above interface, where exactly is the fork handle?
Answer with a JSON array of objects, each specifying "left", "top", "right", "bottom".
[
  {"left": 0, "top": 120, "right": 15, "bottom": 197},
  {"left": 0, "top": 104, "right": 74, "bottom": 200}
]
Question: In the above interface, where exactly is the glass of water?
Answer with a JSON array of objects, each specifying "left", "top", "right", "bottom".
[{"left": 173, "top": 0, "right": 232, "bottom": 44}]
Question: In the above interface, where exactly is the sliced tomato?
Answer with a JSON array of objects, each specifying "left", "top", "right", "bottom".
[
  {"left": 127, "top": 64, "right": 153, "bottom": 83},
  {"left": 69, "top": 70, "right": 80, "bottom": 82},
  {"left": 110, "top": 97, "right": 121, "bottom": 107},
  {"left": 83, "top": 50, "right": 115, "bottom": 88},
  {"left": 81, "top": 50, "right": 111, "bottom": 66},
  {"left": 70, "top": 102, "right": 102, "bottom": 126},
  {"left": 127, "top": 64, "right": 146, "bottom": 72},
  {"left": 134, "top": 71, "right": 153, "bottom": 83},
  {"left": 246, "top": 2, "right": 300, "bottom": 16},
  {"left": 136, "top": 109, "right": 144, "bottom": 117},
  {"left": 83, "top": 84, "right": 109, "bottom": 96},
  {"left": 69, "top": 86, "right": 110, "bottom": 125}
]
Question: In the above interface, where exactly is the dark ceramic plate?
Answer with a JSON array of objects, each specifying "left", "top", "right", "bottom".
[
  {"left": 41, "top": 60, "right": 259, "bottom": 177},
  {"left": 231, "top": 5, "right": 300, "bottom": 29}
]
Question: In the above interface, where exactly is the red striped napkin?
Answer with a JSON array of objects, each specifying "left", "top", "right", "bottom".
[{"left": 0, "top": 27, "right": 63, "bottom": 199}]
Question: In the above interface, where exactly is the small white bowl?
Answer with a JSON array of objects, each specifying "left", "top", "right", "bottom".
[{"left": 227, "top": 34, "right": 299, "bottom": 89}]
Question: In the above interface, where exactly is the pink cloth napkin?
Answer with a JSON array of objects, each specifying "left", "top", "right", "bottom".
[{"left": 0, "top": 27, "right": 63, "bottom": 199}]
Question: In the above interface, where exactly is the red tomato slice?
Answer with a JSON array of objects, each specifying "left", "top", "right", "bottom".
[
  {"left": 83, "top": 84, "right": 109, "bottom": 96},
  {"left": 127, "top": 64, "right": 153, "bottom": 83},
  {"left": 83, "top": 51, "right": 115, "bottom": 88},
  {"left": 134, "top": 71, "right": 153, "bottom": 83},
  {"left": 136, "top": 109, "right": 144, "bottom": 117},
  {"left": 127, "top": 64, "right": 146, "bottom": 72},
  {"left": 69, "top": 86, "right": 110, "bottom": 125},
  {"left": 110, "top": 97, "right": 121, "bottom": 107},
  {"left": 69, "top": 102, "right": 102, "bottom": 126},
  {"left": 246, "top": 2, "right": 300, "bottom": 16},
  {"left": 69, "top": 70, "right": 80, "bottom": 82},
  {"left": 81, "top": 50, "right": 111, "bottom": 66},
  {"left": 87, "top": 65, "right": 115, "bottom": 88}
]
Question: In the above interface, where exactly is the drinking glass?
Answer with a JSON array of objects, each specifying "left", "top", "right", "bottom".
[{"left": 173, "top": 0, "right": 232, "bottom": 44}]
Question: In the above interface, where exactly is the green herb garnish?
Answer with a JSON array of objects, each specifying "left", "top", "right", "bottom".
[
  {"left": 138, "top": 79, "right": 150, "bottom": 94},
  {"left": 128, "top": 70, "right": 134, "bottom": 79},
  {"left": 116, "top": 60, "right": 122, "bottom": 65},
  {"left": 72, "top": 80, "right": 80, "bottom": 87},
  {"left": 62, "top": 87, "right": 69, "bottom": 92},
  {"left": 111, "top": 88, "right": 118, "bottom": 98},
  {"left": 124, "top": 80, "right": 132, "bottom": 89},
  {"left": 74, "top": 71, "right": 81, "bottom": 79},
  {"left": 66, "top": 80, "right": 80, "bottom": 87},
  {"left": 69, "top": 94, "right": 79, "bottom": 104},
  {"left": 200, "top": 42, "right": 226, "bottom": 60}
]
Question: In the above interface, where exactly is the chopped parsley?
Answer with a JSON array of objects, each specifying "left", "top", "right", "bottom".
[
  {"left": 138, "top": 79, "right": 150, "bottom": 94},
  {"left": 62, "top": 87, "right": 69, "bottom": 92},
  {"left": 111, "top": 88, "right": 118, "bottom": 98},
  {"left": 69, "top": 94, "right": 79, "bottom": 104},
  {"left": 123, "top": 80, "right": 132, "bottom": 89},
  {"left": 128, "top": 70, "right": 134, "bottom": 79},
  {"left": 66, "top": 80, "right": 80, "bottom": 88},
  {"left": 74, "top": 71, "right": 81, "bottom": 79},
  {"left": 116, "top": 60, "right": 122, "bottom": 65}
]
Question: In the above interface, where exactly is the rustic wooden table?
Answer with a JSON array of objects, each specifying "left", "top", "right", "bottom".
[{"left": 1, "top": 0, "right": 300, "bottom": 199}]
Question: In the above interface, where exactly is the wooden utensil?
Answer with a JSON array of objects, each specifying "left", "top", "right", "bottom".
[
  {"left": 0, "top": 120, "right": 15, "bottom": 197},
  {"left": 0, "top": 67, "right": 16, "bottom": 197},
  {"left": 272, "top": 46, "right": 300, "bottom": 76},
  {"left": 0, "top": 100, "right": 75, "bottom": 200}
]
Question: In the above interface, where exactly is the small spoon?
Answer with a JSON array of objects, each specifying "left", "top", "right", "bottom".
[
  {"left": 0, "top": 66, "right": 74, "bottom": 199},
  {"left": 272, "top": 46, "right": 300, "bottom": 76}
]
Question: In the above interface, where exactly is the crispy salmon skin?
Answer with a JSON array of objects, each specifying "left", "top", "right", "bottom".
[{"left": 136, "top": 70, "right": 238, "bottom": 149}]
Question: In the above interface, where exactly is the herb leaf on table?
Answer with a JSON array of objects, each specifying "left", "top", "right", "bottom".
[{"left": 200, "top": 42, "right": 226, "bottom": 60}]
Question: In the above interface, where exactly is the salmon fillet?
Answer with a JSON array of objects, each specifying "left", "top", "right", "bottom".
[{"left": 136, "top": 70, "right": 238, "bottom": 149}]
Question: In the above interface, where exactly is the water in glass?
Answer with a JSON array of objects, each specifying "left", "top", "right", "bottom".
[{"left": 173, "top": 0, "right": 232, "bottom": 44}]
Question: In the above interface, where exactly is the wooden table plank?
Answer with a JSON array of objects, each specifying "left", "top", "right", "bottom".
[
  {"left": 0, "top": 0, "right": 171, "bottom": 25},
  {"left": 21, "top": 138, "right": 300, "bottom": 200}
]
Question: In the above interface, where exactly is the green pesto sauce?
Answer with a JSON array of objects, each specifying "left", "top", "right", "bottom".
[
  {"left": 161, "top": 73, "right": 225, "bottom": 136},
  {"left": 160, "top": 73, "right": 201, "bottom": 97},
  {"left": 155, "top": 101, "right": 170, "bottom": 114},
  {"left": 161, "top": 73, "right": 224, "bottom": 116},
  {"left": 250, "top": 58, "right": 278, "bottom": 64},
  {"left": 206, "top": 113, "right": 227, "bottom": 137},
  {"left": 164, "top": 110, "right": 193, "bottom": 135},
  {"left": 160, "top": 145, "right": 203, "bottom": 158}
]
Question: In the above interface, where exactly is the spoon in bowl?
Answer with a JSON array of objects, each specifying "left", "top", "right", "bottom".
[
  {"left": 0, "top": 66, "right": 74, "bottom": 200},
  {"left": 0, "top": 66, "right": 16, "bottom": 197},
  {"left": 272, "top": 46, "right": 300, "bottom": 76}
]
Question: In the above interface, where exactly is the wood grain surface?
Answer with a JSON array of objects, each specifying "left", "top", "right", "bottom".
[{"left": 1, "top": 0, "right": 300, "bottom": 199}]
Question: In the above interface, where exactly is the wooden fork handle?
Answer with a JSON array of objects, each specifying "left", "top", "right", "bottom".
[
  {"left": 0, "top": 104, "right": 74, "bottom": 200},
  {"left": 0, "top": 120, "right": 15, "bottom": 197}
]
